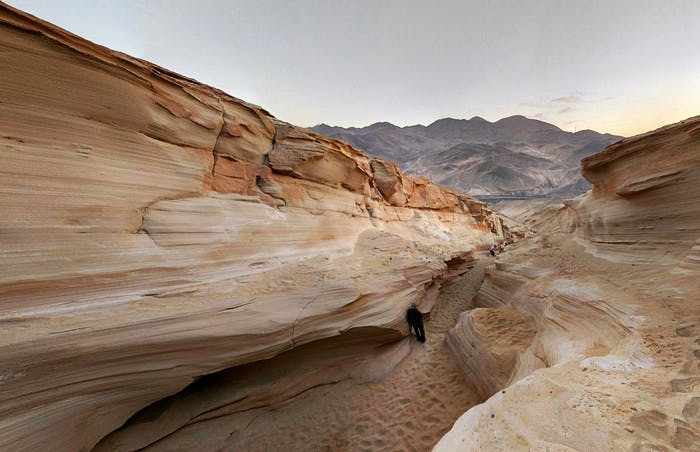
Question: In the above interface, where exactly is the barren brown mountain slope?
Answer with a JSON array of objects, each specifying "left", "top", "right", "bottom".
[
  {"left": 312, "top": 117, "right": 622, "bottom": 197},
  {"left": 437, "top": 116, "right": 700, "bottom": 450}
]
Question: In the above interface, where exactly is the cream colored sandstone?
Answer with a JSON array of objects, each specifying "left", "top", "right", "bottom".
[
  {"left": 438, "top": 117, "right": 700, "bottom": 451},
  {"left": 0, "top": 4, "right": 519, "bottom": 451}
]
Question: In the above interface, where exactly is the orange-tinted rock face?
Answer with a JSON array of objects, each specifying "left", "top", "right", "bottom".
[
  {"left": 208, "top": 155, "right": 270, "bottom": 196},
  {"left": 370, "top": 159, "right": 410, "bottom": 206},
  {"left": 406, "top": 176, "right": 461, "bottom": 210},
  {"left": 269, "top": 121, "right": 374, "bottom": 195},
  {"left": 0, "top": 4, "right": 519, "bottom": 451}
]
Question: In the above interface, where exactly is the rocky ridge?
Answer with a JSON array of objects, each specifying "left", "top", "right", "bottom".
[{"left": 312, "top": 117, "right": 622, "bottom": 197}]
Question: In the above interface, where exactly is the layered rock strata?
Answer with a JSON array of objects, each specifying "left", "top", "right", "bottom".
[
  {"left": 95, "top": 329, "right": 412, "bottom": 451},
  {"left": 493, "top": 198, "right": 580, "bottom": 234},
  {"left": 571, "top": 116, "right": 700, "bottom": 264},
  {"left": 437, "top": 117, "right": 700, "bottom": 450},
  {"left": 0, "top": 4, "right": 514, "bottom": 451}
]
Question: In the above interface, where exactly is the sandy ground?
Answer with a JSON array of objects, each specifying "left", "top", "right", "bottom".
[{"left": 216, "top": 258, "right": 489, "bottom": 452}]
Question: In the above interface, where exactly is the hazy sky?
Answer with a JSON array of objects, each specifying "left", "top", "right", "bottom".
[{"left": 8, "top": 0, "right": 700, "bottom": 136}]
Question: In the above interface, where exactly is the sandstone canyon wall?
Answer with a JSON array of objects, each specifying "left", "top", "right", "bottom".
[
  {"left": 0, "top": 4, "right": 516, "bottom": 451},
  {"left": 571, "top": 116, "right": 700, "bottom": 264},
  {"left": 436, "top": 116, "right": 700, "bottom": 450}
]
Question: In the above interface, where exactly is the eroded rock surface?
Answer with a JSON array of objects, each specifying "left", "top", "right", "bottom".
[
  {"left": 0, "top": 5, "right": 516, "bottom": 451},
  {"left": 437, "top": 117, "right": 700, "bottom": 450},
  {"left": 572, "top": 116, "right": 700, "bottom": 264},
  {"left": 494, "top": 198, "right": 580, "bottom": 234},
  {"left": 96, "top": 262, "right": 491, "bottom": 452}
]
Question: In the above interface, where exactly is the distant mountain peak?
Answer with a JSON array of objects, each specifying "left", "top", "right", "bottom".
[
  {"left": 310, "top": 123, "right": 337, "bottom": 132},
  {"left": 495, "top": 115, "right": 562, "bottom": 132},
  {"left": 309, "top": 114, "right": 621, "bottom": 197},
  {"left": 428, "top": 117, "right": 467, "bottom": 127},
  {"left": 366, "top": 121, "right": 399, "bottom": 131}
]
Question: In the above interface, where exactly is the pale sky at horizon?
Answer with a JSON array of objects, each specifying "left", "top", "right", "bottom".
[{"left": 7, "top": 0, "right": 700, "bottom": 137}]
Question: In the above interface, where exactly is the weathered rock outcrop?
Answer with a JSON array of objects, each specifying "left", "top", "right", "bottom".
[
  {"left": 680, "top": 239, "right": 700, "bottom": 270},
  {"left": 572, "top": 116, "right": 700, "bottom": 264},
  {"left": 494, "top": 198, "right": 580, "bottom": 234},
  {"left": 437, "top": 117, "right": 700, "bottom": 450},
  {"left": 0, "top": 4, "right": 515, "bottom": 451}
]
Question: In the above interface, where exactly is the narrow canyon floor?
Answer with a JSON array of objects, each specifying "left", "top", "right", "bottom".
[{"left": 147, "top": 258, "right": 490, "bottom": 452}]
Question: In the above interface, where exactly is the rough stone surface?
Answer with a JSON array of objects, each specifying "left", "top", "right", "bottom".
[
  {"left": 494, "top": 198, "right": 580, "bottom": 235},
  {"left": 572, "top": 115, "right": 700, "bottom": 264},
  {"left": 437, "top": 117, "right": 700, "bottom": 451},
  {"left": 0, "top": 5, "right": 519, "bottom": 451},
  {"left": 96, "top": 262, "right": 491, "bottom": 452}
]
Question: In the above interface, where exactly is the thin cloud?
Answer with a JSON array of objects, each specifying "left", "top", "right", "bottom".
[
  {"left": 552, "top": 94, "right": 583, "bottom": 104},
  {"left": 557, "top": 107, "right": 574, "bottom": 114},
  {"left": 533, "top": 112, "right": 546, "bottom": 119},
  {"left": 521, "top": 92, "right": 585, "bottom": 110}
]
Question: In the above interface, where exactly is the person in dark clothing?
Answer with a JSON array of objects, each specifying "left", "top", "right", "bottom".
[
  {"left": 489, "top": 244, "right": 497, "bottom": 257},
  {"left": 406, "top": 303, "right": 426, "bottom": 342}
]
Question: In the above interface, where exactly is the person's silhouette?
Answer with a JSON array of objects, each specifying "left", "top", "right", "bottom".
[{"left": 406, "top": 303, "right": 426, "bottom": 343}]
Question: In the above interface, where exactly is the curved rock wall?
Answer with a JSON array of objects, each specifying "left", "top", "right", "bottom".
[
  {"left": 571, "top": 116, "right": 700, "bottom": 263},
  {"left": 438, "top": 117, "right": 700, "bottom": 450},
  {"left": 0, "top": 5, "right": 514, "bottom": 451},
  {"left": 680, "top": 239, "right": 700, "bottom": 270}
]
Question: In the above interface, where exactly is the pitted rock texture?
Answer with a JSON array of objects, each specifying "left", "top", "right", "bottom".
[
  {"left": 437, "top": 117, "right": 700, "bottom": 450},
  {"left": 0, "top": 4, "right": 518, "bottom": 451}
]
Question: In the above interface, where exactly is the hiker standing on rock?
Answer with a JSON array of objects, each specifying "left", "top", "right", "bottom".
[
  {"left": 406, "top": 303, "right": 426, "bottom": 343},
  {"left": 490, "top": 244, "right": 497, "bottom": 257}
]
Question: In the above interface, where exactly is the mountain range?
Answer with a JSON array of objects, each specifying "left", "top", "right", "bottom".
[{"left": 311, "top": 116, "right": 622, "bottom": 197}]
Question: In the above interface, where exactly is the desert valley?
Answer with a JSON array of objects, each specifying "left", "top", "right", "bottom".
[{"left": 0, "top": 2, "right": 699, "bottom": 452}]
